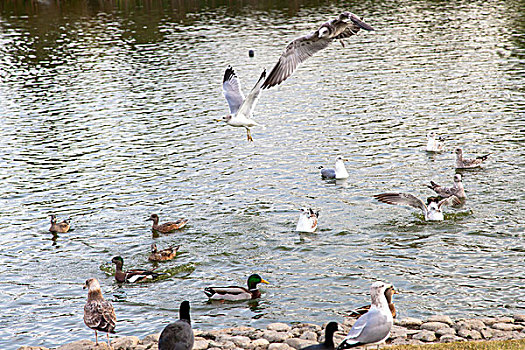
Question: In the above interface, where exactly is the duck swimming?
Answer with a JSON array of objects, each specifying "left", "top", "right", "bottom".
[
  {"left": 204, "top": 274, "right": 269, "bottom": 301},
  {"left": 149, "top": 244, "right": 180, "bottom": 262},
  {"left": 49, "top": 215, "right": 70, "bottom": 233},
  {"left": 111, "top": 256, "right": 163, "bottom": 283},
  {"left": 147, "top": 214, "right": 188, "bottom": 233}
]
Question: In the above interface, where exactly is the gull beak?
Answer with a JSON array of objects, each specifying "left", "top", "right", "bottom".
[
  {"left": 215, "top": 119, "right": 223, "bottom": 122},
  {"left": 350, "top": 14, "right": 375, "bottom": 31},
  {"left": 261, "top": 278, "right": 270, "bottom": 284}
]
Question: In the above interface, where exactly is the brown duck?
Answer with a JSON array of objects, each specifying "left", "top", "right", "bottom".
[
  {"left": 347, "top": 285, "right": 397, "bottom": 318},
  {"left": 149, "top": 243, "right": 180, "bottom": 262},
  {"left": 111, "top": 256, "right": 163, "bottom": 283},
  {"left": 147, "top": 214, "right": 188, "bottom": 233},
  {"left": 49, "top": 215, "right": 70, "bottom": 233}
]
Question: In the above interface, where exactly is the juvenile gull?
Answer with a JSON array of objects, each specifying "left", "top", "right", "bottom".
[
  {"left": 300, "top": 322, "right": 339, "bottom": 350},
  {"left": 262, "top": 12, "right": 375, "bottom": 89},
  {"left": 347, "top": 285, "right": 396, "bottom": 319},
  {"left": 374, "top": 193, "right": 460, "bottom": 221},
  {"left": 83, "top": 278, "right": 116, "bottom": 347},
  {"left": 455, "top": 148, "right": 489, "bottom": 169},
  {"left": 426, "top": 132, "right": 445, "bottom": 152},
  {"left": 219, "top": 66, "right": 266, "bottom": 142},
  {"left": 49, "top": 214, "right": 70, "bottom": 233},
  {"left": 204, "top": 274, "right": 269, "bottom": 301},
  {"left": 319, "top": 157, "right": 349, "bottom": 180},
  {"left": 337, "top": 281, "right": 393, "bottom": 349},
  {"left": 158, "top": 300, "right": 194, "bottom": 350},
  {"left": 427, "top": 174, "right": 466, "bottom": 200},
  {"left": 296, "top": 208, "right": 319, "bottom": 233}
]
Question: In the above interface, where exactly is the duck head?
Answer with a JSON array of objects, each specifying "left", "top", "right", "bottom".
[{"left": 247, "top": 274, "right": 269, "bottom": 290}]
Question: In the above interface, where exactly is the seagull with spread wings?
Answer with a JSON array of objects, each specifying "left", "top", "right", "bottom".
[
  {"left": 374, "top": 193, "right": 460, "bottom": 221},
  {"left": 262, "top": 12, "right": 375, "bottom": 89},
  {"left": 219, "top": 66, "right": 266, "bottom": 142}
]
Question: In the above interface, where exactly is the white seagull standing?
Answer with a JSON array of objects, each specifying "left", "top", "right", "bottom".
[
  {"left": 296, "top": 208, "right": 319, "bottom": 233},
  {"left": 220, "top": 66, "right": 266, "bottom": 142},
  {"left": 336, "top": 281, "right": 394, "bottom": 349},
  {"left": 262, "top": 12, "right": 375, "bottom": 89},
  {"left": 374, "top": 193, "right": 460, "bottom": 221},
  {"left": 426, "top": 132, "right": 445, "bottom": 152}
]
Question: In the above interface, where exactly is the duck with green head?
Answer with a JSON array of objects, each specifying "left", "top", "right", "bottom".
[
  {"left": 204, "top": 274, "right": 269, "bottom": 301},
  {"left": 111, "top": 256, "right": 163, "bottom": 283}
]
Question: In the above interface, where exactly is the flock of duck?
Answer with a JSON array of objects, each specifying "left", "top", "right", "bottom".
[{"left": 48, "top": 10, "right": 491, "bottom": 350}]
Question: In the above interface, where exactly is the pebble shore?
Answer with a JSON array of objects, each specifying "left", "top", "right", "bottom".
[{"left": 19, "top": 314, "right": 525, "bottom": 350}]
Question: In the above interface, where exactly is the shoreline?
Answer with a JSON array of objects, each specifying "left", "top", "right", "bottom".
[{"left": 19, "top": 314, "right": 525, "bottom": 350}]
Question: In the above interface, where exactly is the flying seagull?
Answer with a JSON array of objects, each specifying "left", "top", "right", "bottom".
[
  {"left": 219, "top": 66, "right": 266, "bottom": 142},
  {"left": 262, "top": 12, "right": 375, "bottom": 89},
  {"left": 455, "top": 148, "right": 489, "bottom": 169},
  {"left": 427, "top": 174, "right": 466, "bottom": 200},
  {"left": 374, "top": 193, "right": 460, "bottom": 221},
  {"left": 337, "top": 281, "right": 393, "bottom": 349},
  {"left": 83, "top": 278, "right": 116, "bottom": 347}
]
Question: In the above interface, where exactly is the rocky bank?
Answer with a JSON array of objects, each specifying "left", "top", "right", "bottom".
[{"left": 19, "top": 314, "right": 525, "bottom": 350}]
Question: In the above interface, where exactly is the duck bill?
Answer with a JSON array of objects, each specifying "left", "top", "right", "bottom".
[
  {"left": 261, "top": 278, "right": 270, "bottom": 284},
  {"left": 350, "top": 15, "right": 375, "bottom": 31}
]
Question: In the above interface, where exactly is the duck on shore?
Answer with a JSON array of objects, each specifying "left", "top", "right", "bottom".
[
  {"left": 300, "top": 322, "right": 339, "bottom": 350},
  {"left": 159, "top": 300, "right": 194, "bottom": 350}
]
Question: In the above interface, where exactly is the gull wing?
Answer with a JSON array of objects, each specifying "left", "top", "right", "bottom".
[
  {"left": 223, "top": 66, "right": 245, "bottom": 114},
  {"left": 262, "top": 32, "right": 332, "bottom": 89},
  {"left": 236, "top": 69, "right": 267, "bottom": 118},
  {"left": 374, "top": 193, "right": 428, "bottom": 215},
  {"left": 438, "top": 195, "right": 462, "bottom": 209}
]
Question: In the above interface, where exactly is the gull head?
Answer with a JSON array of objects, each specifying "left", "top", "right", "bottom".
[
  {"left": 83, "top": 278, "right": 101, "bottom": 292},
  {"left": 339, "top": 12, "right": 352, "bottom": 22},
  {"left": 370, "top": 281, "right": 393, "bottom": 307},
  {"left": 453, "top": 174, "right": 462, "bottom": 183},
  {"left": 318, "top": 27, "right": 330, "bottom": 38},
  {"left": 455, "top": 148, "right": 463, "bottom": 156},
  {"left": 217, "top": 115, "right": 232, "bottom": 123}
]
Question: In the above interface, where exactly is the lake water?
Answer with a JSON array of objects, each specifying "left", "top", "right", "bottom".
[{"left": 0, "top": 0, "right": 524, "bottom": 348}]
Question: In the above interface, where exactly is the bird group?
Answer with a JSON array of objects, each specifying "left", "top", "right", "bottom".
[{"left": 74, "top": 9, "right": 492, "bottom": 350}]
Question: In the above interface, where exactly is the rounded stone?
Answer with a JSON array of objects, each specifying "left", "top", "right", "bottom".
[
  {"left": 231, "top": 336, "right": 252, "bottom": 349},
  {"left": 426, "top": 315, "right": 454, "bottom": 326},
  {"left": 492, "top": 323, "right": 524, "bottom": 331},
  {"left": 111, "top": 336, "right": 140, "bottom": 349},
  {"left": 514, "top": 314, "right": 525, "bottom": 323},
  {"left": 194, "top": 338, "right": 210, "bottom": 350},
  {"left": 412, "top": 330, "right": 437, "bottom": 342},
  {"left": 435, "top": 327, "right": 456, "bottom": 336},
  {"left": 142, "top": 333, "right": 160, "bottom": 345},
  {"left": 455, "top": 319, "right": 486, "bottom": 331},
  {"left": 439, "top": 334, "right": 464, "bottom": 343},
  {"left": 252, "top": 338, "right": 270, "bottom": 350},
  {"left": 396, "top": 317, "right": 423, "bottom": 328},
  {"left": 457, "top": 328, "right": 482, "bottom": 340},
  {"left": 285, "top": 338, "right": 317, "bottom": 349},
  {"left": 262, "top": 330, "right": 291, "bottom": 343},
  {"left": 267, "top": 323, "right": 292, "bottom": 332},
  {"left": 57, "top": 340, "right": 110, "bottom": 350},
  {"left": 389, "top": 325, "right": 408, "bottom": 339},
  {"left": 300, "top": 331, "right": 318, "bottom": 341},
  {"left": 421, "top": 322, "right": 450, "bottom": 332},
  {"left": 268, "top": 343, "right": 294, "bottom": 350}
]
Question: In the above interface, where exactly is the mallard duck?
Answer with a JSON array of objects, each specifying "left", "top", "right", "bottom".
[
  {"left": 219, "top": 66, "right": 266, "bottom": 142},
  {"left": 111, "top": 256, "right": 163, "bottom": 283},
  {"left": 261, "top": 12, "right": 374, "bottom": 89},
  {"left": 159, "top": 300, "right": 194, "bottom": 350},
  {"left": 49, "top": 215, "right": 70, "bottom": 233},
  {"left": 426, "top": 132, "right": 445, "bottom": 152},
  {"left": 374, "top": 193, "right": 460, "bottom": 221},
  {"left": 455, "top": 148, "right": 489, "bottom": 169},
  {"left": 427, "top": 174, "right": 466, "bottom": 200},
  {"left": 149, "top": 244, "right": 180, "bottom": 262},
  {"left": 337, "top": 282, "right": 393, "bottom": 350},
  {"left": 319, "top": 157, "right": 349, "bottom": 180},
  {"left": 83, "top": 278, "right": 116, "bottom": 347},
  {"left": 296, "top": 208, "right": 319, "bottom": 233},
  {"left": 147, "top": 214, "right": 188, "bottom": 233},
  {"left": 204, "top": 274, "right": 269, "bottom": 301},
  {"left": 347, "top": 285, "right": 396, "bottom": 319},
  {"left": 300, "top": 322, "right": 338, "bottom": 350}
]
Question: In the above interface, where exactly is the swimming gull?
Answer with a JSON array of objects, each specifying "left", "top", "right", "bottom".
[
  {"left": 427, "top": 174, "right": 466, "bottom": 200},
  {"left": 319, "top": 157, "right": 349, "bottom": 180},
  {"left": 296, "top": 208, "right": 319, "bottom": 233},
  {"left": 347, "top": 285, "right": 396, "bottom": 319},
  {"left": 219, "top": 66, "right": 266, "bottom": 142},
  {"left": 83, "top": 278, "right": 116, "bottom": 347},
  {"left": 262, "top": 12, "right": 375, "bottom": 89},
  {"left": 158, "top": 300, "right": 194, "bottom": 350},
  {"left": 374, "top": 193, "right": 460, "bottom": 221},
  {"left": 455, "top": 148, "right": 489, "bottom": 169},
  {"left": 300, "top": 322, "right": 338, "bottom": 350},
  {"left": 426, "top": 132, "right": 445, "bottom": 152},
  {"left": 336, "top": 281, "right": 394, "bottom": 349}
]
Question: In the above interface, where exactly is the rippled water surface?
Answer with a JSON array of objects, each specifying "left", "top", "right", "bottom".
[{"left": 1, "top": 0, "right": 524, "bottom": 348}]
